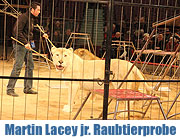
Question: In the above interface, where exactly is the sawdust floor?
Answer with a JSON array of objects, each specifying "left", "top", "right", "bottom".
[{"left": 0, "top": 60, "right": 180, "bottom": 120}]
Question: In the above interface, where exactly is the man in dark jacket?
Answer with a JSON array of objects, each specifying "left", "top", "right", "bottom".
[{"left": 7, "top": 2, "right": 48, "bottom": 97}]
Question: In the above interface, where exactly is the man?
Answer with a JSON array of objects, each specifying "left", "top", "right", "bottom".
[{"left": 7, "top": 2, "right": 48, "bottom": 97}]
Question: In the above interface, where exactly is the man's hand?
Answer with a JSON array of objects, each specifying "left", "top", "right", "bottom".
[
  {"left": 43, "top": 33, "right": 48, "bottom": 39},
  {"left": 25, "top": 43, "right": 31, "bottom": 50}
]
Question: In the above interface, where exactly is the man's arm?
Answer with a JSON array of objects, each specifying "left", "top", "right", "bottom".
[{"left": 16, "top": 14, "right": 28, "bottom": 45}]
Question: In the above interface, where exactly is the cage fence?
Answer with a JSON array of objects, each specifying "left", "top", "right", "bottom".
[{"left": 0, "top": 0, "right": 180, "bottom": 120}]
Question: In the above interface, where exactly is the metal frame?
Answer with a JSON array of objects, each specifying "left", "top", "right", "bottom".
[
  {"left": 0, "top": 0, "right": 21, "bottom": 18},
  {"left": 73, "top": 89, "right": 167, "bottom": 120},
  {"left": 166, "top": 91, "right": 180, "bottom": 119},
  {"left": 65, "top": 32, "right": 96, "bottom": 54},
  {"left": 111, "top": 40, "right": 136, "bottom": 59},
  {"left": 62, "top": 0, "right": 180, "bottom": 10}
]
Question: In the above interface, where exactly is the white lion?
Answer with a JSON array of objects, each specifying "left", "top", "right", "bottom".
[{"left": 51, "top": 47, "right": 153, "bottom": 112}]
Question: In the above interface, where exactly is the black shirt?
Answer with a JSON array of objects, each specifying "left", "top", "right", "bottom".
[{"left": 13, "top": 11, "right": 38, "bottom": 45}]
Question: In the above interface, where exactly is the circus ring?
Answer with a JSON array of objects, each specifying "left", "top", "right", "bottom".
[{"left": 0, "top": 0, "right": 180, "bottom": 121}]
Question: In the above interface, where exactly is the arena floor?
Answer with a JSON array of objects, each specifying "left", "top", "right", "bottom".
[{"left": 0, "top": 59, "right": 180, "bottom": 120}]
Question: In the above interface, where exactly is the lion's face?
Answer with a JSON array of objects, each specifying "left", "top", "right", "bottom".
[{"left": 51, "top": 47, "right": 73, "bottom": 71}]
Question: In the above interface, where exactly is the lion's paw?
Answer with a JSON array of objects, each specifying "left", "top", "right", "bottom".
[{"left": 62, "top": 105, "right": 72, "bottom": 112}]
